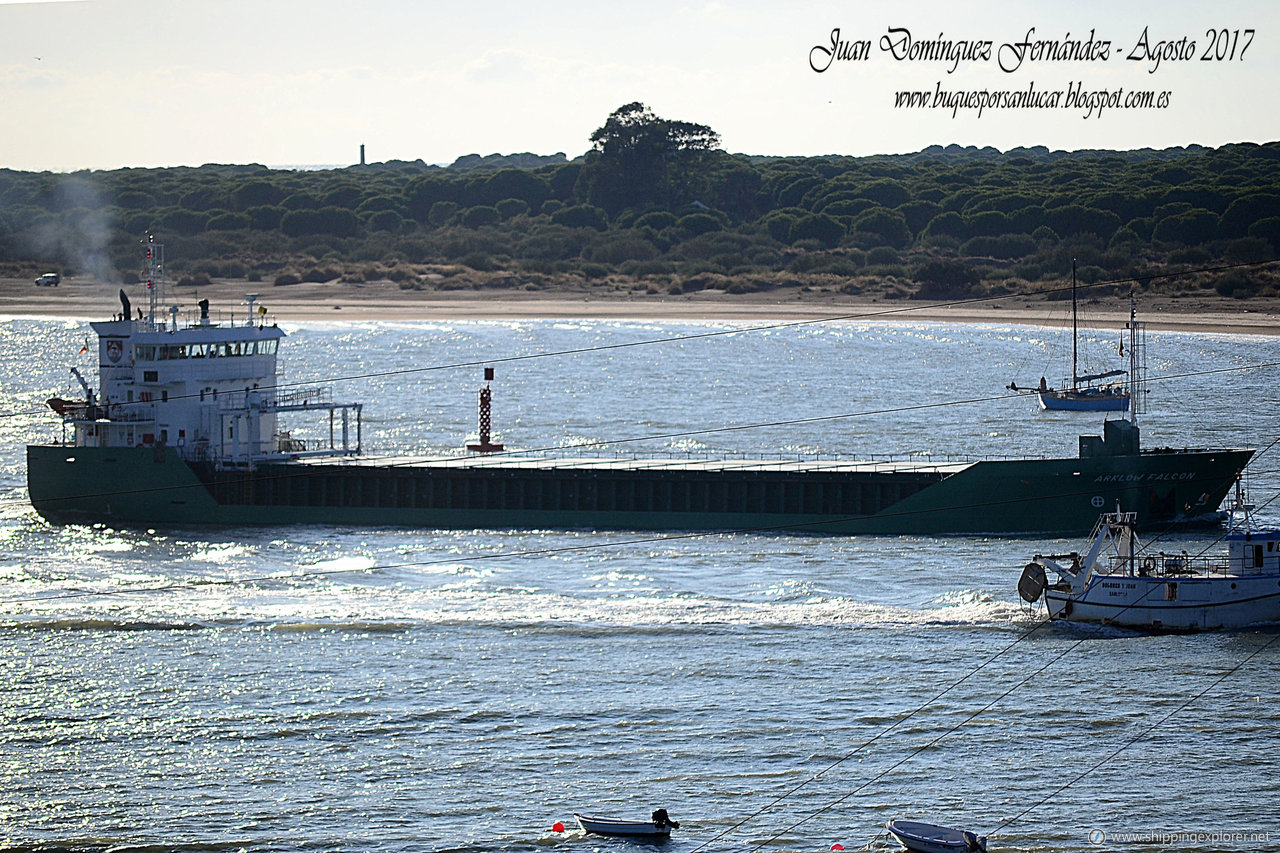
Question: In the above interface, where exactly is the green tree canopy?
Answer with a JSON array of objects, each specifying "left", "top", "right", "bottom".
[{"left": 579, "top": 102, "right": 721, "bottom": 214}]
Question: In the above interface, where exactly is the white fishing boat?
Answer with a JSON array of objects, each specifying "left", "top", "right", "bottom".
[
  {"left": 886, "top": 819, "right": 987, "bottom": 853},
  {"left": 574, "top": 809, "right": 678, "bottom": 840},
  {"left": 1019, "top": 495, "right": 1280, "bottom": 631}
]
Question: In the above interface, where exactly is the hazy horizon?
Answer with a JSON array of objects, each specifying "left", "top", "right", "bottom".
[{"left": 2, "top": 0, "right": 1277, "bottom": 172}]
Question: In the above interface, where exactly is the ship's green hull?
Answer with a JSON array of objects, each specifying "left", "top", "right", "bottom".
[{"left": 26, "top": 443, "right": 1254, "bottom": 535}]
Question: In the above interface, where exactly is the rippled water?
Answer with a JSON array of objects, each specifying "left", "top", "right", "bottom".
[{"left": 0, "top": 315, "right": 1277, "bottom": 852}]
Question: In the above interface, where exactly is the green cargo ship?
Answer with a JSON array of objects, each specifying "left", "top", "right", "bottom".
[
  {"left": 25, "top": 426, "right": 1255, "bottom": 535},
  {"left": 25, "top": 244, "right": 1253, "bottom": 535}
]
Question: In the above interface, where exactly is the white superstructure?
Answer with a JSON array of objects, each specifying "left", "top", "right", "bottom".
[{"left": 51, "top": 238, "right": 361, "bottom": 469}]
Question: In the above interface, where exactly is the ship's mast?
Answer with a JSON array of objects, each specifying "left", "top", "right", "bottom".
[
  {"left": 1126, "top": 292, "right": 1144, "bottom": 427},
  {"left": 142, "top": 234, "right": 165, "bottom": 326},
  {"left": 1070, "top": 258, "right": 1078, "bottom": 390}
]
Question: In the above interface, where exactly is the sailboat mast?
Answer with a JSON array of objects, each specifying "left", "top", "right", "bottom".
[
  {"left": 1128, "top": 292, "right": 1139, "bottom": 427},
  {"left": 1070, "top": 259, "right": 1078, "bottom": 389}
]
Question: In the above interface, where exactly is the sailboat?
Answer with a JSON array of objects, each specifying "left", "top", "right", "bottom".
[{"left": 1035, "top": 262, "right": 1131, "bottom": 412}]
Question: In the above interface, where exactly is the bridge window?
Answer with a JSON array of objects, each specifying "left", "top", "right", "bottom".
[{"left": 134, "top": 338, "right": 276, "bottom": 362}]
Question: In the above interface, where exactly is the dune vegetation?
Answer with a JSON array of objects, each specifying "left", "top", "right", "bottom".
[{"left": 2, "top": 103, "right": 1278, "bottom": 302}]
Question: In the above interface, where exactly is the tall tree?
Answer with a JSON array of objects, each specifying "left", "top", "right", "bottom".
[{"left": 579, "top": 103, "right": 721, "bottom": 215}]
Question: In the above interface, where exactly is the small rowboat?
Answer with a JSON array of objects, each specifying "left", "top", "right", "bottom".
[
  {"left": 887, "top": 819, "right": 987, "bottom": 853},
  {"left": 574, "top": 811, "right": 677, "bottom": 841}
]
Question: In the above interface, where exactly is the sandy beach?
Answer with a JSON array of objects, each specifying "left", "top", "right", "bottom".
[{"left": 2, "top": 275, "right": 1278, "bottom": 334}]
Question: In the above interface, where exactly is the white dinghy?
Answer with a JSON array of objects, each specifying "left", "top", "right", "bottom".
[{"left": 574, "top": 809, "right": 679, "bottom": 841}]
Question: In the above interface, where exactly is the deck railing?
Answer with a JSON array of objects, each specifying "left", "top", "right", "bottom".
[{"left": 1107, "top": 553, "right": 1269, "bottom": 577}]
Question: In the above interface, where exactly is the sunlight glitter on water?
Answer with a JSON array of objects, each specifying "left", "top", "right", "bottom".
[{"left": 0, "top": 318, "right": 1276, "bottom": 851}]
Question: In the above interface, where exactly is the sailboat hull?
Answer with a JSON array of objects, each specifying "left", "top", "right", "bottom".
[{"left": 1038, "top": 389, "right": 1129, "bottom": 412}]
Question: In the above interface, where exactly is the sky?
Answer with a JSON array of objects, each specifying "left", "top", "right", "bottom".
[{"left": 1, "top": 0, "right": 1277, "bottom": 171}]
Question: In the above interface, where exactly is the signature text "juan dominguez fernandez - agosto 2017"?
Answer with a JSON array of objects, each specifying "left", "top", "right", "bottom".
[
  {"left": 808, "top": 25, "right": 1254, "bottom": 74},
  {"left": 808, "top": 25, "right": 1254, "bottom": 118}
]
